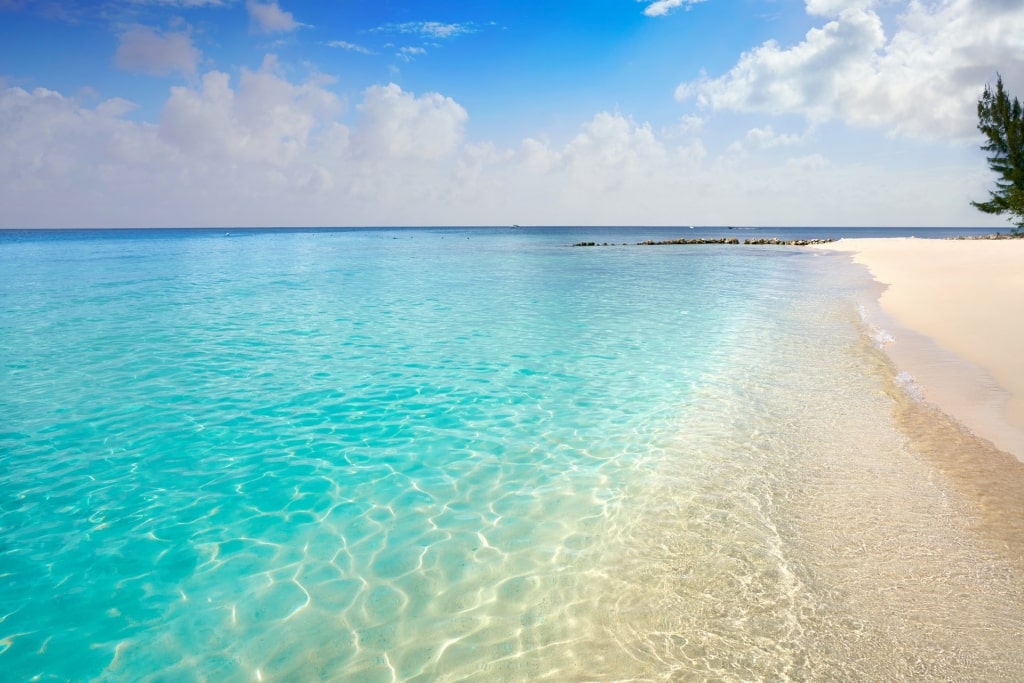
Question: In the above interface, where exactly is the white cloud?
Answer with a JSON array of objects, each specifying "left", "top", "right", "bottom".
[
  {"left": 114, "top": 26, "right": 200, "bottom": 77},
  {"left": 561, "top": 112, "right": 667, "bottom": 186},
  {"left": 0, "top": 86, "right": 181, "bottom": 226},
  {"left": 328, "top": 40, "right": 373, "bottom": 55},
  {"left": 375, "top": 21, "right": 477, "bottom": 39},
  {"left": 128, "top": 0, "right": 226, "bottom": 6},
  {"left": 0, "top": 64, "right": 1005, "bottom": 229},
  {"left": 519, "top": 137, "right": 560, "bottom": 174},
  {"left": 246, "top": 0, "right": 300, "bottom": 34},
  {"left": 439, "top": 112, "right": 715, "bottom": 225},
  {"left": 674, "top": 114, "right": 706, "bottom": 135},
  {"left": 805, "top": 0, "right": 875, "bottom": 16},
  {"left": 677, "top": 0, "right": 1024, "bottom": 139},
  {"left": 744, "top": 125, "right": 803, "bottom": 149},
  {"left": 356, "top": 83, "right": 467, "bottom": 161},
  {"left": 641, "top": 0, "right": 706, "bottom": 17},
  {"left": 94, "top": 97, "right": 137, "bottom": 118},
  {"left": 786, "top": 153, "right": 829, "bottom": 171},
  {"left": 397, "top": 46, "right": 426, "bottom": 61},
  {"left": 723, "top": 124, "right": 805, "bottom": 157},
  {"left": 405, "top": 21, "right": 474, "bottom": 39},
  {"left": 159, "top": 55, "right": 341, "bottom": 166},
  {"left": 681, "top": 8, "right": 885, "bottom": 119}
]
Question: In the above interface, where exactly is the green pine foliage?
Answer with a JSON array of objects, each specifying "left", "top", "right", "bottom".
[{"left": 972, "top": 75, "right": 1024, "bottom": 234}]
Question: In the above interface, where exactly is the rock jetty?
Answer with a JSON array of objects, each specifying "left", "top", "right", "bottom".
[
  {"left": 572, "top": 237, "right": 835, "bottom": 247},
  {"left": 741, "top": 237, "right": 835, "bottom": 246},
  {"left": 637, "top": 237, "right": 740, "bottom": 245},
  {"left": 947, "top": 232, "right": 1022, "bottom": 240}
]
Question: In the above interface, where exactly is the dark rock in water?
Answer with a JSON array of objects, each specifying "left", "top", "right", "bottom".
[
  {"left": 948, "top": 232, "right": 1021, "bottom": 240},
  {"left": 744, "top": 238, "right": 835, "bottom": 246},
  {"left": 636, "top": 237, "right": 741, "bottom": 246},
  {"left": 573, "top": 237, "right": 835, "bottom": 247}
]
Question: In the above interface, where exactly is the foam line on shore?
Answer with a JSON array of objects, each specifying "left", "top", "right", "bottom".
[{"left": 817, "top": 237, "right": 1024, "bottom": 461}]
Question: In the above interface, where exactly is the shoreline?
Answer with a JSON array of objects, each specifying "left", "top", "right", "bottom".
[{"left": 817, "top": 237, "right": 1024, "bottom": 462}]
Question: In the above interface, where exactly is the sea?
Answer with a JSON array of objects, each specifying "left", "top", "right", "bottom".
[{"left": 2, "top": 226, "right": 1023, "bottom": 682}]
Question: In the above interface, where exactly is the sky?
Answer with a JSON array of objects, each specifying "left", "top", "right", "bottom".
[{"left": 1, "top": 0, "right": 1023, "bottom": 228}]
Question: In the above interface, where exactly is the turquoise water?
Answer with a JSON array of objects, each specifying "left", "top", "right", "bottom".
[{"left": 2, "top": 227, "right": 1023, "bottom": 681}]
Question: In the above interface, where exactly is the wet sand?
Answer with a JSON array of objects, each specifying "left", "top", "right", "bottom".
[{"left": 819, "top": 237, "right": 1024, "bottom": 461}]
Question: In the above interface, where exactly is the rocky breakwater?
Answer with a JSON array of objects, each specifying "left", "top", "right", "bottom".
[
  {"left": 741, "top": 237, "right": 835, "bottom": 246},
  {"left": 572, "top": 237, "right": 835, "bottom": 247},
  {"left": 947, "top": 232, "right": 1022, "bottom": 240},
  {"left": 638, "top": 237, "right": 740, "bottom": 245}
]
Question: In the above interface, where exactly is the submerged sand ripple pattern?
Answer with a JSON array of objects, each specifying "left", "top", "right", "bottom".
[
  {"left": 584, "top": 252, "right": 1024, "bottom": 681},
  {"left": 1, "top": 229, "right": 1023, "bottom": 681}
]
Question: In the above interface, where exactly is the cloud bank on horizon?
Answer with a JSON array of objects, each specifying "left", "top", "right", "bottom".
[{"left": 0, "top": 0, "right": 1022, "bottom": 228}]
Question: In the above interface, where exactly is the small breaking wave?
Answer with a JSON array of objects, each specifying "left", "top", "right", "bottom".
[{"left": 894, "top": 370, "right": 924, "bottom": 401}]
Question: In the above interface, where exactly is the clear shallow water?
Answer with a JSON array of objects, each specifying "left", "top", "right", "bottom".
[{"left": 1, "top": 227, "right": 1023, "bottom": 681}]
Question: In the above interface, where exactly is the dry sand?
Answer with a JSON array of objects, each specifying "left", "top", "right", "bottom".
[{"left": 819, "top": 237, "right": 1024, "bottom": 461}]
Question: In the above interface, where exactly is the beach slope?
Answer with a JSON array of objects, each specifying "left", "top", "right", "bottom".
[{"left": 820, "top": 237, "right": 1024, "bottom": 461}]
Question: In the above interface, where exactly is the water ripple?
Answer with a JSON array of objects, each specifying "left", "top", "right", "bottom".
[{"left": 1, "top": 232, "right": 1023, "bottom": 681}]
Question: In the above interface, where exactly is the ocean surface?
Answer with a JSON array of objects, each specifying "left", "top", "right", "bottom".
[{"left": 2, "top": 226, "right": 1023, "bottom": 682}]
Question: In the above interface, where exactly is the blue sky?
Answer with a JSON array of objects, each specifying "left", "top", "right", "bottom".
[{"left": 1, "top": 0, "right": 1022, "bottom": 227}]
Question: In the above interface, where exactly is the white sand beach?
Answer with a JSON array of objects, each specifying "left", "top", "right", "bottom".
[{"left": 820, "top": 237, "right": 1024, "bottom": 461}]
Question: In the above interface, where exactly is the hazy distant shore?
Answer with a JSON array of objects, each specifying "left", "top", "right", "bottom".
[{"left": 819, "top": 237, "right": 1024, "bottom": 461}]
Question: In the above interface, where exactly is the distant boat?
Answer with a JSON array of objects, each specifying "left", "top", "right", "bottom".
[{"left": 512, "top": 224, "right": 521, "bottom": 228}]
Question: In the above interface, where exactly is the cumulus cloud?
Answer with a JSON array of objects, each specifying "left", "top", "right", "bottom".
[
  {"left": 672, "top": 114, "right": 706, "bottom": 136},
  {"left": 0, "top": 64, "right": 353, "bottom": 226},
  {"left": 641, "top": 0, "right": 706, "bottom": 17},
  {"left": 805, "top": 0, "right": 876, "bottom": 16},
  {"left": 519, "top": 137, "right": 560, "bottom": 175},
  {"left": 743, "top": 125, "right": 803, "bottom": 149},
  {"left": 0, "top": 63, "right": 1004, "bottom": 228},
  {"left": 679, "top": 8, "right": 885, "bottom": 119},
  {"left": 247, "top": 0, "right": 300, "bottom": 34},
  {"left": 159, "top": 55, "right": 341, "bottom": 165},
  {"left": 677, "top": 0, "right": 1024, "bottom": 139},
  {"left": 114, "top": 25, "right": 200, "bottom": 77},
  {"left": 0, "top": 86, "right": 180, "bottom": 226},
  {"left": 723, "top": 124, "right": 805, "bottom": 157},
  {"left": 356, "top": 83, "right": 467, "bottom": 161},
  {"left": 561, "top": 112, "right": 667, "bottom": 185}
]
